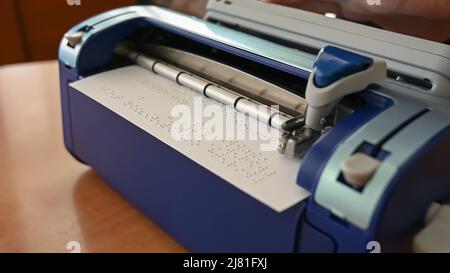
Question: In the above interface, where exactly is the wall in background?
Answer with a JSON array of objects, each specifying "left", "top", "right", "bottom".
[{"left": 0, "top": 0, "right": 135, "bottom": 66}]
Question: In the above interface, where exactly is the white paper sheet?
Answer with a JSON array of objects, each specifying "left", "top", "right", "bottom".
[{"left": 70, "top": 65, "right": 310, "bottom": 212}]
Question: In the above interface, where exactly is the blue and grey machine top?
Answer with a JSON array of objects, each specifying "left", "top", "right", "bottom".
[{"left": 59, "top": 0, "right": 450, "bottom": 252}]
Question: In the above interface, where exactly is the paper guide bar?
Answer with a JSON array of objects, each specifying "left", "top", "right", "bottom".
[{"left": 115, "top": 44, "right": 293, "bottom": 130}]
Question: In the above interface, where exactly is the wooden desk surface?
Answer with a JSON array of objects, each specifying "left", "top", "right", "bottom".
[{"left": 0, "top": 61, "right": 185, "bottom": 253}]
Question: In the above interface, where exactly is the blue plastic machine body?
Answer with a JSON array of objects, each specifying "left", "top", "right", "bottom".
[{"left": 58, "top": 6, "right": 450, "bottom": 252}]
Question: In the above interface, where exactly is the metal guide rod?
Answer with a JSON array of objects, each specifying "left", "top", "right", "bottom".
[
  {"left": 114, "top": 44, "right": 291, "bottom": 130},
  {"left": 141, "top": 44, "right": 308, "bottom": 116}
]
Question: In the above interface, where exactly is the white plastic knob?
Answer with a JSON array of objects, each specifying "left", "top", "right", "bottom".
[
  {"left": 340, "top": 153, "right": 381, "bottom": 188},
  {"left": 64, "top": 31, "right": 85, "bottom": 47}
]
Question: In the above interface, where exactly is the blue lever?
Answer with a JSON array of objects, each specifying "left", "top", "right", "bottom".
[{"left": 313, "top": 46, "right": 374, "bottom": 88}]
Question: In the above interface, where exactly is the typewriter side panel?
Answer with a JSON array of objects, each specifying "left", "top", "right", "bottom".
[{"left": 298, "top": 104, "right": 450, "bottom": 252}]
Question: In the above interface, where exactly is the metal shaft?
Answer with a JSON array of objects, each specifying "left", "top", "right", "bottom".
[{"left": 115, "top": 44, "right": 291, "bottom": 130}]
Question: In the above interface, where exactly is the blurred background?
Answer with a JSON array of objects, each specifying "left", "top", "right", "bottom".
[{"left": 0, "top": 0, "right": 207, "bottom": 66}]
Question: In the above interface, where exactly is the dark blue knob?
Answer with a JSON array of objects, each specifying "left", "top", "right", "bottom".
[{"left": 313, "top": 46, "right": 373, "bottom": 88}]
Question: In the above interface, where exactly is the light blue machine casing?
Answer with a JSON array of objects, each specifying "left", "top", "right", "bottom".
[{"left": 58, "top": 4, "right": 450, "bottom": 252}]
